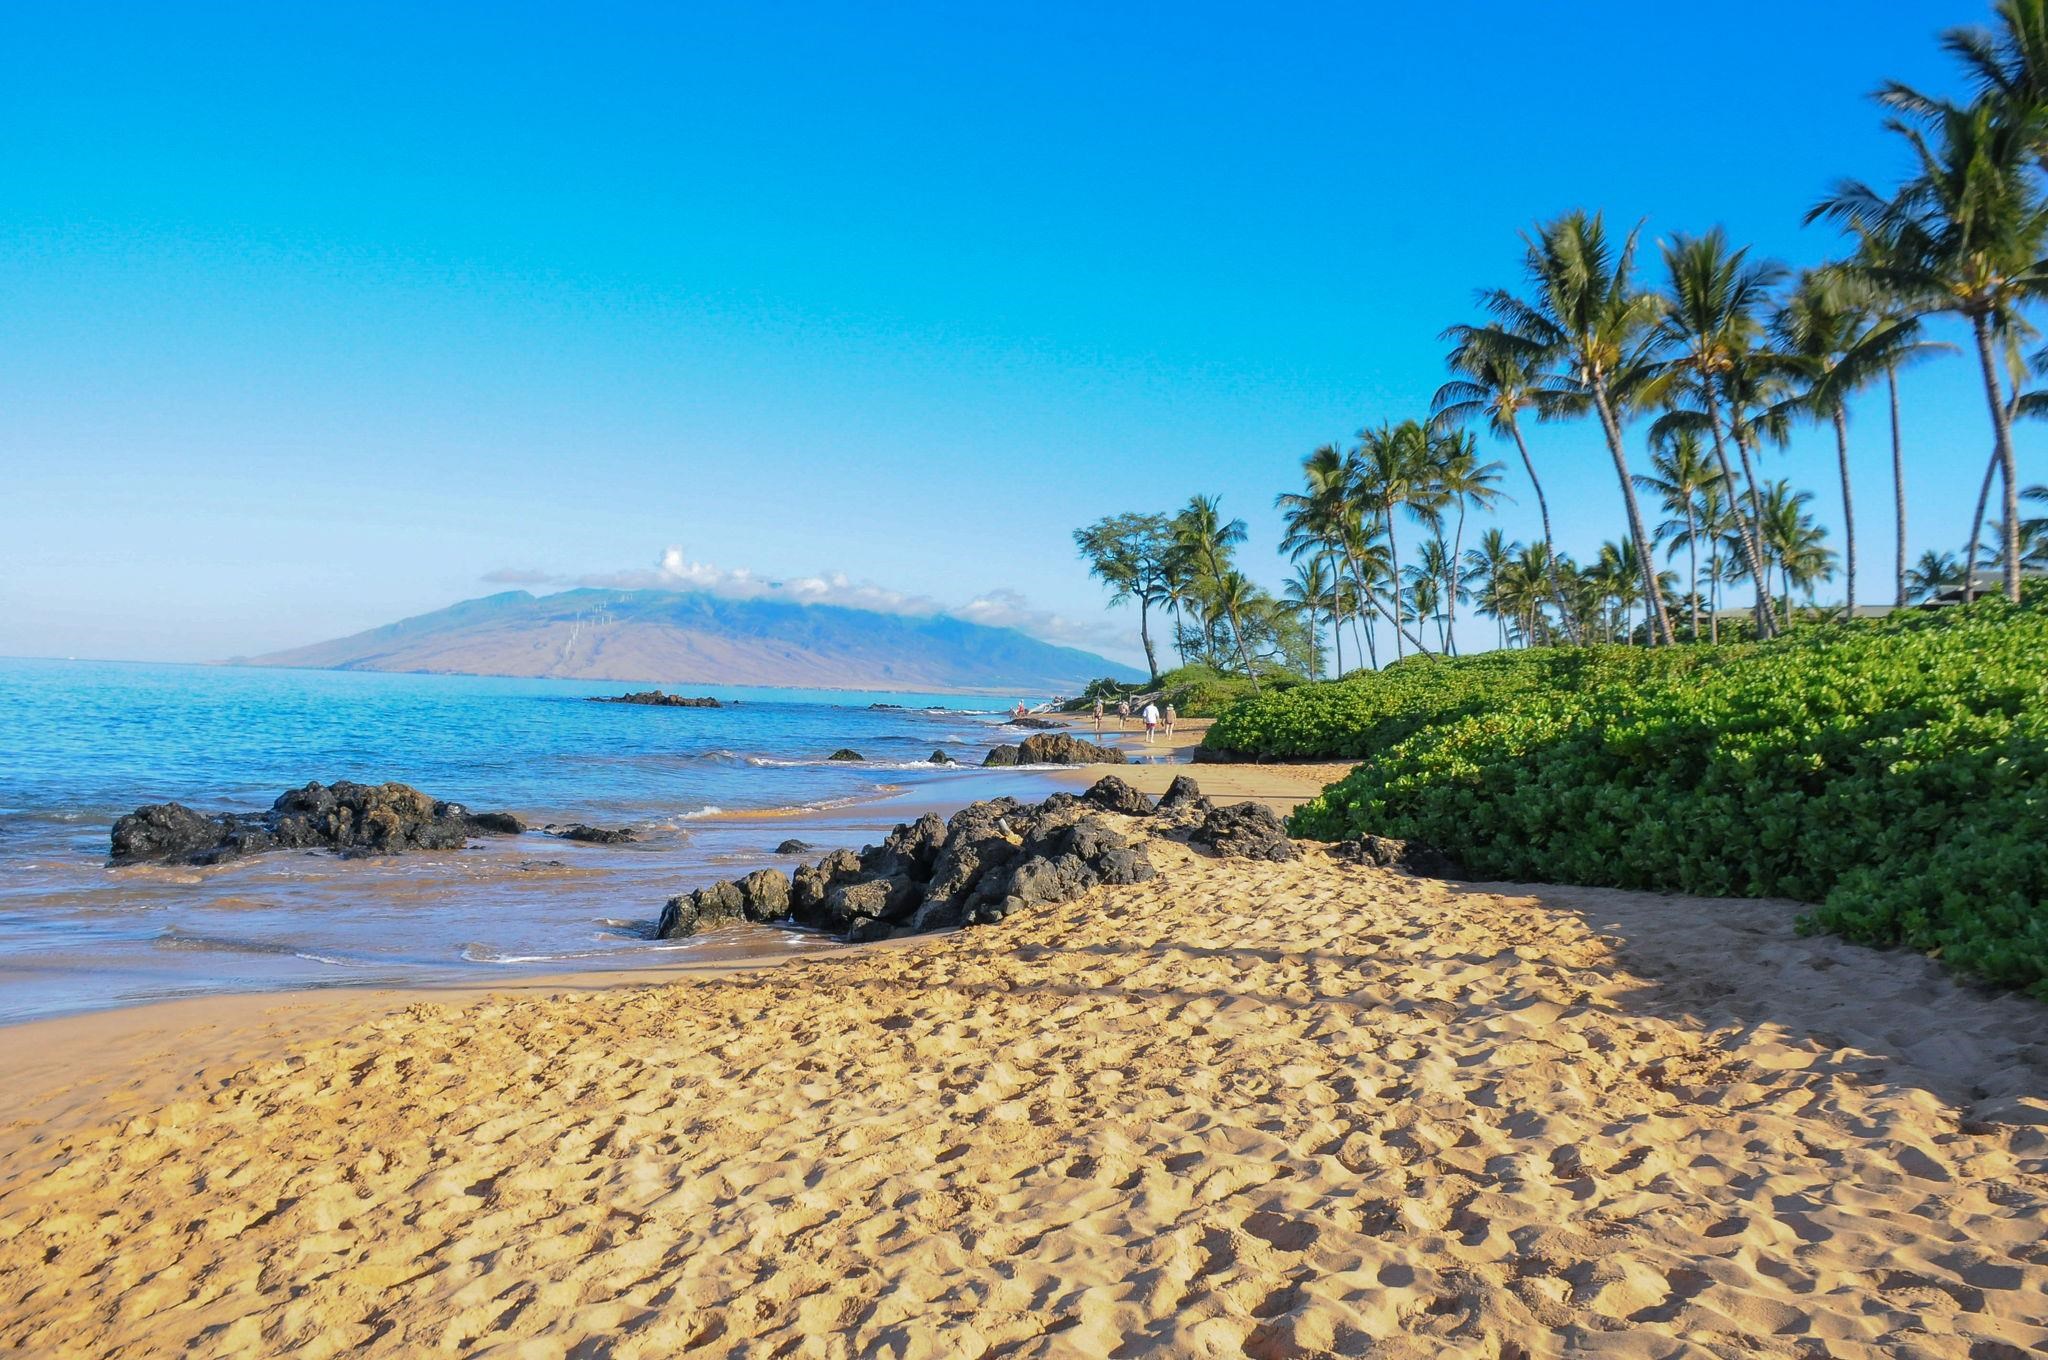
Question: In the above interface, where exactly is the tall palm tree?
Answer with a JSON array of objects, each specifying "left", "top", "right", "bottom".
[
  {"left": 1430, "top": 431, "right": 1504, "bottom": 655},
  {"left": 1283, "top": 558, "right": 1333, "bottom": 680},
  {"left": 1769, "top": 267, "right": 1923, "bottom": 618},
  {"left": 1653, "top": 228, "right": 1785, "bottom": 637},
  {"left": 1275, "top": 443, "right": 1353, "bottom": 676},
  {"left": 1815, "top": 97, "right": 2048, "bottom": 602},
  {"left": 1483, "top": 211, "right": 1676, "bottom": 644},
  {"left": 1634, "top": 430, "right": 1723, "bottom": 640},
  {"left": 1355, "top": 422, "right": 1436, "bottom": 659},
  {"left": 1881, "top": 0, "right": 2048, "bottom": 168},
  {"left": 1173, "top": 495, "right": 1259, "bottom": 688},
  {"left": 1433, "top": 325, "right": 1578, "bottom": 638}
]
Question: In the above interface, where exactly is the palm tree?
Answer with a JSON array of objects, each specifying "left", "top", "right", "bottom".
[
  {"left": 1769, "top": 267, "right": 1923, "bottom": 618},
  {"left": 1881, "top": 0, "right": 2048, "bottom": 169},
  {"left": 1207, "top": 569, "right": 1262, "bottom": 684},
  {"left": 1433, "top": 325, "right": 1578, "bottom": 638},
  {"left": 1749, "top": 481, "right": 1834, "bottom": 625},
  {"left": 1463, "top": 527, "right": 1521, "bottom": 648},
  {"left": 1173, "top": 495, "right": 1259, "bottom": 687},
  {"left": 1355, "top": 422, "right": 1436, "bottom": 659},
  {"left": 1283, "top": 558, "right": 1334, "bottom": 680},
  {"left": 1815, "top": 98, "right": 2048, "bottom": 603},
  {"left": 1275, "top": 443, "right": 1354, "bottom": 676},
  {"left": 1430, "top": 431, "right": 1504, "bottom": 655},
  {"left": 1906, "top": 549, "right": 1967, "bottom": 601},
  {"left": 1653, "top": 228, "right": 1786, "bottom": 637},
  {"left": 1634, "top": 430, "right": 1723, "bottom": 640},
  {"left": 1483, "top": 211, "right": 1676, "bottom": 644}
]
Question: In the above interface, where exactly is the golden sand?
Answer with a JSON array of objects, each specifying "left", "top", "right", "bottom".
[{"left": 2, "top": 824, "right": 2045, "bottom": 1357}]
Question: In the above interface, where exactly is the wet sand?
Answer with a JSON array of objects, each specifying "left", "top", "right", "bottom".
[{"left": 3, "top": 813, "right": 2044, "bottom": 1357}]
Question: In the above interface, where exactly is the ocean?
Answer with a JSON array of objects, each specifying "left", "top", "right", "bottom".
[{"left": 0, "top": 659, "right": 1100, "bottom": 1024}]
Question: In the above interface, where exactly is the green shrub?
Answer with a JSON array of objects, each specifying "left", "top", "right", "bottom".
[{"left": 1275, "top": 597, "right": 2048, "bottom": 999}]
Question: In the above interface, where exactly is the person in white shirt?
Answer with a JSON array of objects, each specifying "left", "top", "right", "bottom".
[{"left": 1141, "top": 701, "right": 1160, "bottom": 744}]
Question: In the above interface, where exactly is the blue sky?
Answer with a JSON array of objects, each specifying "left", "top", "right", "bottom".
[{"left": 0, "top": 1, "right": 2019, "bottom": 665}]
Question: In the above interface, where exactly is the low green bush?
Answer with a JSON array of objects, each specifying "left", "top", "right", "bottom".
[{"left": 1273, "top": 596, "right": 2048, "bottom": 999}]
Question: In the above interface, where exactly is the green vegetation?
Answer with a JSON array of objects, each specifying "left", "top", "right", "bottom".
[
  {"left": 1263, "top": 596, "right": 2048, "bottom": 998},
  {"left": 1069, "top": 664, "right": 1304, "bottom": 720}
]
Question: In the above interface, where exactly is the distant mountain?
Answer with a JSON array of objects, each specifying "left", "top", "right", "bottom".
[{"left": 235, "top": 589, "right": 1141, "bottom": 694}]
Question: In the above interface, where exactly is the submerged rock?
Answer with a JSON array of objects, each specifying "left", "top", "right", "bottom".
[
  {"left": 775, "top": 838, "right": 818, "bottom": 855},
  {"left": 109, "top": 781, "right": 521, "bottom": 866},
  {"left": 1007, "top": 716, "right": 1061, "bottom": 729},
  {"left": 928, "top": 749, "right": 956, "bottom": 765},
  {"left": 546, "top": 824, "right": 638, "bottom": 845},
  {"left": 981, "top": 744, "right": 1022, "bottom": 768},
  {"left": 827, "top": 749, "right": 865, "bottom": 762},
  {"left": 591, "top": 691, "right": 722, "bottom": 707},
  {"left": 1191, "top": 801, "right": 1299, "bottom": 862}
]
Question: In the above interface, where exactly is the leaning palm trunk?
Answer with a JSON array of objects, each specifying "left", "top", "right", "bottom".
[
  {"left": 1717, "top": 416, "right": 1778, "bottom": 639},
  {"left": 1505, "top": 422, "right": 1578, "bottom": 641},
  {"left": 1829, "top": 406, "right": 1857, "bottom": 619},
  {"left": 1889, "top": 365, "right": 1907, "bottom": 609},
  {"left": 1969, "top": 315, "right": 2025, "bottom": 602},
  {"left": 1589, "top": 382, "right": 1676, "bottom": 646}
]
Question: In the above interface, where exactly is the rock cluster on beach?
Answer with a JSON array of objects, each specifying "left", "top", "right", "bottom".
[
  {"left": 589, "top": 691, "right": 722, "bottom": 707},
  {"left": 109, "top": 781, "right": 525, "bottom": 866},
  {"left": 981, "top": 732, "right": 1125, "bottom": 767},
  {"left": 656, "top": 775, "right": 1199, "bottom": 944}
]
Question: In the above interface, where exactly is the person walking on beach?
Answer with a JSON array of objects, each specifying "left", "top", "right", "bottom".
[
  {"left": 1142, "top": 700, "right": 1160, "bottom": 744},
  {"left": 1164, "top": 702, "right": 1177, "bottom": 738},
  {"left": 1092, "top": 696, "right": 1104, "bottom": 734},
  {"left": 1117, "top": 697, "right": 1131, "bottom": 730}
]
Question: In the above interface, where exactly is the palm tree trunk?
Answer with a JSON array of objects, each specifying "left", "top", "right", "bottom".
[
  {"left": 1965, "top": 447, "right": 1998, "bottom": 604},
  {"left": 1447, "top": 508, "right": 1467, "bottom": 656},
  {"left": 1969, "top": 315, "right": 2024, "bottom": 602},
  {"left": 1590, "top": 381, "right": 1675, "bottom": 646},
  {"left": 1227, "top": 606, "right": 1259, "bottom": 691},
  {"left": 1324, "top": 549, "right": 1343, "bottom": 678},
  {"left": 1709, "top": 538, "right": 1722, "bottom": 643},
  {"left": 1888, "top": 364, "right": 1907, "bottom": 609},
  {"left": 1830, "top": 406, "right": 1856, "bottom": 620},
  {"left": 1683, "top": 510, "right": 1701, "bottom": 641},
  {"left": 1138, "top": 597, "right": 1160, "bottom": 683},
  {"left": 1384, "top": 509, "right": 1408, "bottom": 659},
  {"left": 1506, "top": 419, "right": 1578, "bottom": 642}
]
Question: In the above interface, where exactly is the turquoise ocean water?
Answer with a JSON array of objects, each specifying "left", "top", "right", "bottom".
[{"left": 0, "top": 659, "right": 1088, "bottom": 1024}]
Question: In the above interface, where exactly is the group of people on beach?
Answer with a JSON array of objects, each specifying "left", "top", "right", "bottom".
[{"left": 1091, "top": 694, "right": 1175, "bottom": 745}]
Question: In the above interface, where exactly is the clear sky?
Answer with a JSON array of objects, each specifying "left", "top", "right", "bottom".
[{"left": 0, "top": 1, "right": 2021, "bottom": 666}]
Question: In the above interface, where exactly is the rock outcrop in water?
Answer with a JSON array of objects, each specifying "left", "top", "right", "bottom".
[
  {"left": 589, "top": 691, "right": 722, "bottom": 708},
  {"left": 981, "top": 732, "right": 1124, "bottom": 768},
  {"left": 654, "top": 775, "right": 1201, "bottom": 943},
  {"left": 109, "top": 781, "right": 523, "bottom": 866},
  {"left": 545, "top": 823, "right": 639, "bottom": 845}
]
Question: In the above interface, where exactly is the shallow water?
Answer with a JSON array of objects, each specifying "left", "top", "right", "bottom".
[{"left": 0, "top": 659, "right": 1071, "bottom": 1023}]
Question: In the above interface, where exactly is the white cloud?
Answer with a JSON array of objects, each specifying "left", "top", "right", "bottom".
[{"left": 547, "top": 546, "right": 1142, "bottom": 660}]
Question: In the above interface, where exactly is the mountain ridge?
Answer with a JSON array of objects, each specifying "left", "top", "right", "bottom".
[{"left": 233, "top": 588, "right": 1139, "bottom": 694}]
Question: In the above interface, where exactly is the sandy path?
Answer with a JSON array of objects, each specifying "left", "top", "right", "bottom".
[{"left": 2, "top": 827, "right": 2044, "bottom": 1358}]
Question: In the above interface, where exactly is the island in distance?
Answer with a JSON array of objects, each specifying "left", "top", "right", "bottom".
[{"left": 233, "top": 588, "right": 1144, "bottom": 693}]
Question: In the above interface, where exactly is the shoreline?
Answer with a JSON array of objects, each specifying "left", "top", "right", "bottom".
[{"left": 4, "top": 816, "right": 2041, "bottom": 1356}]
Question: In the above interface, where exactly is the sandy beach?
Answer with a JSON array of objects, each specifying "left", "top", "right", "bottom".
[{"left": 3, "top": 808, "right": 2044, "bottom": 1358}]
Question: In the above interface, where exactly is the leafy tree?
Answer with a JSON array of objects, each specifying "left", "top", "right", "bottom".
[{"left": 1072, "top": 512, "right": 1174, "bottom": 682}]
